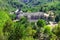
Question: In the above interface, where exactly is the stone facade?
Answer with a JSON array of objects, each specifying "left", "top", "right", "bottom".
[{"left": 15, "top": 11, "right": 49, "bottom": 22}]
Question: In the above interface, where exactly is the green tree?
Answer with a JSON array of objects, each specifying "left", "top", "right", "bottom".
[
  {"left": 37, "top": 19, "right": 46, "bottom": 27},
  {"left": 55, "top": 15, "right": 60, "bottom": 22},
  {"left": 52, "top": 22, "right": 60, "bottom": 40},
  {"left": 0, "top": 10, "right": 13, "bottom": 40}
]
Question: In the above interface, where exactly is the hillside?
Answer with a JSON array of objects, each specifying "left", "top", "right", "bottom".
[
  {"left": 0, "top": 0, "right": 59, "bottom": 12},
  {"left": 0, "top": 0, "right": 60, "bottom": 40}
]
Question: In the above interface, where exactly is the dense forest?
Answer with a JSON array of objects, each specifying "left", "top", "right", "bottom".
[{"left": 0, "top": 0, "right": 60, "bottom": 40}]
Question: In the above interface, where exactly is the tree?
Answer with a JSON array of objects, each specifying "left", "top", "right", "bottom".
[
  {"left": 3, "top": 20, "right": 13, "bottom": 40},
  {"left": 34, "top": 19, "right": 46, "bottom": 40},
  {"left": 52, "top": 22, "right": 60, "bottom": 39},
  {"left": 20, "top": 17, "right": 27, "bottom": 24},
  {"left": 37, "top": 19, "right": 46, "bottom": 27},
  {"left": 8, "top": 23, "right": 23, "bottom": 40},
  {"left": 0, "top": 10, "right": 13, "bottom": 40},
  {"left": 55, "top": 15, "right": 60, "bottom": 22},
  {"left": 9, "top": 14, "right": 16, "bottom": 20}
]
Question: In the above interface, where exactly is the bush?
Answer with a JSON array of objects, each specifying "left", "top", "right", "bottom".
[{"left": 37, "top": 19, "right": 46, "bottom": 27}]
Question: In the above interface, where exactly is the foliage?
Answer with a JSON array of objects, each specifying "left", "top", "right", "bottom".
[
  {"left": 9, "top": 14, "right": 16, "bottom": 20},
  {"left": 44, "top": 26, "right": 52, "bottom": 33},
  {"left": 0, "top": 10, "right": 13, "bottom": 40},
  {"left": 55, "top": 14, "right": 60, "bottom": 22},
  {"left": 0, "top": 0, "right": 60, "bottom": 40},
  {"left": 37, "top": 19, "right": 46, "bottom": 27},
  {"left": 52, "top": 22, "right": 60, "bottom": 37},
  {"left": 0, "top": 0, "right": 60, "bottom": 12}
]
